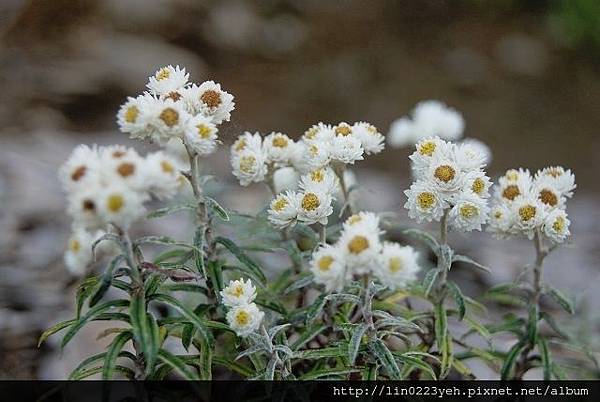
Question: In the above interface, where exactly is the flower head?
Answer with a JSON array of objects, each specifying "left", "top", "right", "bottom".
[
  {"left": 448, "top": 193, "right": 489, "bottom": 232},
  {"left": 182, "top": 81, "right": 235, "bottom": 124},
  {"left": 263, "top": 132, "right": 295, "bottom": 166},
  {"left": 268, "top": 191, "right": 301, "bottom": 228},
  {"left": 404, "top": 180, "right": 447, "bottom": 223},
  {"left": 296, "top": 190, "right": 333, "bottom": 225},
  {"left": 374, "top": 242, "right": 420, "bottom": 290},
  {"left": 147, "top": 65, "right": 189, "bottom": 96},
  {"left": 184, "top": 114, "right": 219, "bottom": 155},
  {"left": 220, "top": 278, "right": 257, "bottom": 308},
  {"left": 310, "top": 244, "right": 347, "bottom": 293},
  {"left": 231, "top": 148, "right": 268, "bottom": 186},
  {"left": 226, "top": 303, "right": 264, "bottom": 337},
  {"left": 543, "top": 209, "right": 570, "bottom": 243},
  {"left": 353, "top": 121, "right": 385, "bottom": 155},
  {"left": 338, "top": 219, "right": 382, "bottom": 275}
]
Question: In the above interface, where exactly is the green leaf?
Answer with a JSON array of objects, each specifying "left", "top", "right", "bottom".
[
  {"left": 147, "top": 203, "right": 195, "bottom": 219},
  {"left": 402, "top": 228, "right": 439, "bottom": 252},
  {"left": 295, "top": 345, "right": 347, "bottom": 360},
  {"left": 369, "top": 339, "right": 401, "bottom": 379},
  {"left": 540, "top": 312, "right": 569, "bottom": 339},
  {"left": 394, "top": 353, "right": 437, "bottom": 380},
  {"left": 527, "top": 304, "right": 539, "bottom": 344},
  {"left": 500, "top": 341, "right": 526, "bottom": 380},
  {"left": 537, "top": 337, "right": 551, "bottom": 381},
  {"left": 150, "top": 293, "right": 211, "bottom": 343},
  {"left": 75, "top": 276, "right": 100, "bottom": 319},
  {"left": 214, "top": 237, "right": 266, "bottom": 284},
  {"left": 213, "top": 356, "right": 254, "bottom": 377},
  {"left": 422, "top": 268, "right": 440, "bottom": 297},
  {"left": 134, "top": 236, "right": 200, "bottom": 252},
  {"left": 204, "top": 196, "right": 230, "bottom": 221},
  {"left": 304, "top": 294, "right": 327, "bottom": 324},
  {"left": 198, "top": 335, "right": 213, "bottom": 380},
  {"left": 452, "top": 254, "right": 491, "bottom": 273},
  {"left": 181, "top": 324, "right": 194, "bottom": 351},
  {"left": 71, "top": 365, "right": 135, "bottom": 380},
  {"left": 69, "top": 351, "right": 136, "bottom": 380},
  {"left": 437, "top": 244, "right": 453, "bottom": 272},
  {"left": 283, "top": 273, "right": 314, "bottom": 295},
  {"left": 89, "top": 255, "right": 125, "bottom": 307},
  {"left": 38, "top": 319, "right": 76, "bottom": 347},
  {"left": 157, "top": 349, "right": 200, "bottom": 380},
  {"left": 362, "top": 364, "right": 378, "bottom": 380},
  {"left": 61, "top": 299, "right": 129, "bottom": 349},
  {"left": 325, "top": 293, "right": 361, "bottom": 305},
  {"left": 290, "top": 324, "right": 327, "bottom": 351},
  {"left": 193, "top": 226, "right": 206, "bottom": 277},
  {"left": 464, "top": 316, "right": 491, "bottom": 341},
  {"left": 552, "top": 362, "right": 568, "bottom": 380},
  {"left": 91, "top": 233, "right": 124, "bottom": 257},
  {"left": 545, "top": 286, "right": 575, "bottom": 314},
  {"left": 348, "top": 323, "right": 369, "bottom": 365},
  {"left": 130, "top": 291, "right": 159, "bottom": 376},
  {"left": 206, "top": 260, "right": 224, "bottom": 300},
  {"left": 299, "top": 368, "right": 360, "bottom": 380},
  {"left": 102, "top": 331, "right": 132, "bottom": 379},
  {"left": 433, "top": 303, "right": 452, "bottom": 378},
  {"left": 447, "top": 281, "right": 466, "bottom": 320}
]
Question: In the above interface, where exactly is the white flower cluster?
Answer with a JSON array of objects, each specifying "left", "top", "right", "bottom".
[
  {"left": 59, "top": 145, "right": 184, "bottom": 274},
  {"left": 117, "top": 65, "right": 235, "bottom": 155},
  {"left": 309, "top": 212, "right": 420, "bottom": 292},
  {"left": 220, "top": 278, "right": 264, "bottom": 337},
  {"left": 488, "top": 167, "right": 575, "bottom": 242},
  {"left": 404, "top": 137, "right": 491, "bottom": 232},
  {"left": 257, "top": 122, "right": 384, "bottom": 227},
  {"left": 388, "top": 100, "right": 465, "bottom": 148}
]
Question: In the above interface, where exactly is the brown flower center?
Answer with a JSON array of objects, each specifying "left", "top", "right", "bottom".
[
  {"left": 166, "top": 91, "right": 182, "bottom": 101},
  {"left": 471, "top": 178, "right": 485, "bottom": 195},
  {"left": 117, "top": 162, "right": 135, "bottom": 177},
  {"left": 273, "top": 197, "right": 288, "bottom": 212},
  {"left": 335, "top": 125, "right": 352, "bottom": 136},
  {"left": 272, "top": 136, "right": 288, "bottom": 148},
  {"left": 502, "top": 185, "right": 520, "bottom": 201},
  {"left": 539, "top": 189, "right": 558, "bottom": 206},
  {"left": 71, "top": 166, "right": 86, "bottom": 182},
  {"left": 201, "top": 90, "right": 221, "bottom": 108},
  {"left": 159, "top": 108, "right": 179, "bottom": 127},
  {"left": 434, "top": 165, "right": 455, "bottom": 183}
]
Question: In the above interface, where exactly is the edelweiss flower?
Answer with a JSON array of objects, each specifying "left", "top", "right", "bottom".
[
  {"left": 148, "top": 98, "right": 189, "bottom": 140},
  {"left": 97, "top": 183, "right": 148, "bottom": 229},
  {"left": 374, "top": 242, "right": 420, "bottom": 290},
  {"left": 220, "top": 278, "right": 257, "bottom": 307},
  {"left": 535, "top": 166, "right": 576, "bottom": 198},
  {"left": 100, "top": 147, "right": 146, "bottom": 190},
  {"left": 272, "top": 167, "right": 300, "bottom": 194},
  {"left": 268, "top": 191, "right": 300, "bottom": 228},
  {"left": 310, "top": 244, "right": 347, "bottom": 293},
  {"left": 182, "top": 81, "right": 235, "bottom": 124},
  {"left": 290, "top": 140, "right": 330, "bottom": 174},
  {"left": 303, "top": 123, "right": 335, "bottom": 142},
  {"left": 116, "top": 94, "right": 155, "bottom": 139},
  {"left": 426, "top": 155, "right": 465, "bottom": 196},
  {"left": 64, "top": 227, "right": 95, "bottom": 276},
  {"left": 299, "top": 167, "right": 338, "bottom": 194},
  {"left": 448, "top": 193, "right": 489, "bottom": 232},
  {"left": 231, "top": 132, "right": 263, "bottom": 156},
  {"left": 486, "top": 204, "right": 513, "bottom": 239},
  {"left": 66, "top": 182, "right": 105, "bottom": 230},
  {"left": 184, "top": 114, "right": 219, "bottom": 155},
  {"left": 296, "top": 190, "right": 333, "bottom": 225},
  {"left": 342, "top": 211, "right": 381, "bottom": 233},
  {"left": 353, "top": 121, "right": 385, "bottom": 155},
  {"left": 146, "top": 65, "right": 189, "bottom": 96},
  {"left": 409, "top": 137, "right": 453, "bottom": 179},
  {"left": 263, "top": 132, "right": 295, "bottom": 166},
  {"left": 543, "top": 209, "right": 570, "bottom": 243},
  {"left": 226, "top": 303, "right": 264, "bottom": 337},
  {"left": 231, "top": 149, "right": 268, "bottom": 186},
  {"left": 455, "top": 139, "right": 489, "bottom": 172},
  {"left": 463, "top": 171, "right": 492, "bottom": 199},
  {"left": 510, "top": 195, "right": 546, "bottom": 239},
  {"left": 494, "top": 168, "right": 533, "bottom": 204},
  {"left": 329, "top": 134, "right": 364, "bottom": 164},
  {"left": 338, "top": 221, "right": 382, "bottom": 275},
  {"left": 532, "top": 175, "right": 564, "bottom": 210},
  {"left": 59, "top": 145, "right": 100, "bottom": 191},
  {"left": 404, "top": 180, "right": 447, "bottom": 223},
  {"left": 143, "top": 152, "right": 182, "bottom": 200}
]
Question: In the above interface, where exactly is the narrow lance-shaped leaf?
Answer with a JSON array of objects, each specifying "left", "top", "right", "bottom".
[
  {"left": 446, "top": 281, "right": 466, "bottom": 320},
  {"left": 89, "top": 255, "right": 125, "bottom": 307},
  {"left": 102, "top": 331, "right": 133, "bottom": 380},
  {"left": 348, "top": 323, "right": 369, "bottom": 365},
  {"left": 452, "top": 254, "right": 491, "bottom": 273},
  {"left": 204, "top": 196, "right": 230, "bottom": 221},
  {"left": 422, "top": 268, "right": 440, "bottom": 297},
  {"left": 149, "top": 293, "right": 211, "bottom": 343},
  {"left": 214, "top": 236, "right": 266, "bottom": 284},
  {"left": 527, "top": 304, "right": 539, "bottom": 344},
  {"left": 537, "top": 337, "right": 552, "bottom": 381},
  {"left": 38, "top": 319, "right": 76, "bottom": 347},
  {"left": 501, "top": 341, "right": 526, "bottom": 380},
  {"left": 402, "top": 228, "right": 439, "bottom": 252},
  {"left": 545, "top": 286, "right": 575, "bottom": 314},
  {"left": 369, "top": 339, "right": 401, "bottom": 379},
  {"left": 157, "top": 349, "right": 200, "bottom": 380},
  {"left": 130, "top": 291, "right": 159, "bottom": 376}
]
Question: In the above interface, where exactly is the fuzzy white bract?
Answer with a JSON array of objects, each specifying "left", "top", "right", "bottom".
[
  {"left": 310, "top": 244, "right": 347, "bottom": 293},
  {"left": 263, "top": 132, "right": 295, "bottom": 167},
  {"left": 296, "top": 190, "right": 334, "bottom": 225},
  {"left": 226, "top": 303, "right": 264, "bottom": 337},
  {"left": 268, "top": 191, "right": 301, "bottom": 228},
  {"left": 182, "top": 80, "right": 235, "bottom": 125},
  {"left": 221, "top": 278, "right": 257, "bottom": 307},
  {"left": 64, "top": 228, "right": 96, "bottom": 276},
  {"left": 184, "top": 115, "right": 219, "bottom": 155},
  {"left": 147, "top": 65, "right": 189, "bottom": 97},
  {"left": 338, "top": 215, "right": 383, "bottom": 275},
  {"left": 231, "top": 148, "right": 268, "bottom": 186},
  {"left": 273, "top": 167, "right": 300, "bottom": 193},
  {"left": 373, "top": 242, "right": 420, "bottom": 290}
]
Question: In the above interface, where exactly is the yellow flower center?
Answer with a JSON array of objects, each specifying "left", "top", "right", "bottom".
[
  {"left": 234, "top": 139, "right": 247, "bottom": 152},
  {"left": 502, "top": 185, "right": 520, "bottom": 201},
  {"left": 417, "top": 192, "right": 436, "bottom": 209},
  {"left": 494, "top": 211, "right": 503, "bottom": 219},
  {"left": 552, "top": 216, "right": 565, "bottom": 232},
  {"left": 389, "top": 257, "right": 403, "bottom": 273},
  {"left": 272, "top": 136, "right": 288, "bottom": 148},
  {"left": 161, "top": 160, "right": 174, "bottom": 173},
  {"left": 235, "top": 310, "right": 250, "bottom": 326},
  {"left": 230, "top": 284, "right": 244, "bottom": 297},
  {"left": 71, "top": 165, "right": 86, "bottom": 182},
  {"left": 159, "top": 108, "right": 179, "bottom": 127},
  {"left": 459, "top": 204, "right": 479, "bottom": 219},
  {"left": 539, "top": 189, "right": 558, "bottom": 207},
  {"left": 301, "top": 193, "right": 320, "bottom": 211},
  {"left": 107, "top": 194, "right": 124, "bottom": 213},
  {"left": 201, "top": 90, "right": 221, "bottom": 108},
  {"left": 335, "top": 125, "right": 352, "bottom": 136},
  {"left": 366, "top": 124, "right": 378, "bottom": 134},
  {"left": 239, "top": 156, "right": 256, "bottom": 173},
  {"left": 305, "top": 127, "right": 317, "bottom": 139},
  {"left": 197, "top": 124, "right": 212, "bottom": 139},
  {"left": 505, "top": 170, "right": 519, "bottom": 181},
  {"left": 471, "top": 178, "right": 485, "bottom": 195},
  {"left": 347, "top": 214, "right": 362, "bottom": 225},
  {"left": 545, "top": 168, "right": 563, "bottom": 178},
  {"left": 125, "top": 106, "right": 139, "bottom": 123},
  {"left": 156, "top": 68, "right": 170, "bottom": 80},
  {"left": 309, "top": 144, "right": 319, "bottom": 156},
  {"left": 318, "top": 256, "right": 334, "bottom": 272},
  {"left": 434, "top": 165, "right": 455, "bottom": 183},
  {"left": 273, "top": 197, "right": 288, "bottom": 212},
  {"left": 419, "top": 141, "right": 436, "bottom": 156},
  {"left": 518, "top": 205, "right": 536, "bottom": 222},
  {"left": 69, "top": 239, "right": 81, "bottom": 253},
  {"left": 117, "top": 162, "right": 135, "bottom": 177},
  {"left": 348, "top": 236, "right": 369, "bottom": 254},
  {"left": 310, "top": 169, "right": 324, "bottom": 182}
]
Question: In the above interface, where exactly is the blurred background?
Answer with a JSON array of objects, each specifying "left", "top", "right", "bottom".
[{"left": 0, "top": 0, "right": 599, "bottom": 379}]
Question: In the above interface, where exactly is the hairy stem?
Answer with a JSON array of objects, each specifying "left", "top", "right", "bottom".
[{"left": 332, "top": 162, "right": 353, "bottom": 216}]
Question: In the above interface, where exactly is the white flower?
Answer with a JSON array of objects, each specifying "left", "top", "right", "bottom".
[
  {"left": 338, "top": 221, "right": 382, "bottom": 275},
  {"left": 426, "top": 155, "right": 465, "bottom": 196},
  {"left": 486, "top": 204, "right": 514, "bottom": 239},
  {"left": 510, "top": 195, "right": 547, "bottom": 239},
  {"left": 66, "top": 182, "right": 105, "bottom": 230},
  {"left": 329, "top": 134, "right": 364, "bottom": 164},
  {"left": 534, "top": 166, "right": 576, "bottom": 199},
  {"left": 374, "top": 242, "right": 420, "bottom": 290},
  {"left": 303, "top": 123, "right": 335, "bottom": 142},
  {"left": 310, "top": 244, "right": 347, "bottom": 293},
  {"left": 184, "top": 114, "right": 219, "bottom": 155},
  {"left": 272, "top": 167, "right": 300, "bottom": 194},
  {"left": 231, "top": 148, "right": 268, "bottom": 186},
  {"left": 290, "top": 140, "right": 331, "bottom": 174},
  {"left": 220, "top": 278, "right": 257, "bottom": 307},
  {"left": 146, "top": 65, "right": 189, "bottom": 96},
  {"left": 97, "top": 182, "right": 148, "bottom": 229},
  {"left": 404, "top": 180, "right": 447, "bottom": 223},
  {"left": 543, "top": 209, "right": 570, "bottom": 243},
  {"left": 116, "top": 94, "right": 155, "bottom": 139},
  {"left": 455, "top": 139, "right": 489, "bottom": 172},
  {"left": 100, "top": 147, "right": 146, "bottom": 190},
  {"left": 342, "top": 211, "right": 381, "bottom": 233},
  {"left": 143, "top": 151, "right": 182, "bottom": 200},
  {"left": 494, "top": 168, "right": 533, "bottom": 204},
  {"left": 182, "top": 81, "right": 235, "bottom": 124},
  {"left": 231, "top": 131, "right": 263, "bottom": 156},
  {"left": 268, "top": 191, "right": 301, "bottom": 228},
  {"left": 531, "top": 175, "right": 565, "bottom": 210},
  {"left": 226, "top": 303, "right": 264, "bottom": 337},
  {"left": 263, "top": 132, "right": 295, "bottom": 166},
  {"left": 64, "top": 227, "right": 95, "bottom": 276},
  {"left": 353, "top": 121, "right": 385, "bottom": 155},
  {"left": 299, "top": 167, "right": 338, "bottom": 194},
  {"left": 388, "top": 100, "right": 464, "bottom": 147},
  {"left": 464, "top": 171, "right": 492, "bottom": 199},
  {"left": 448, "top": 193, "right": 489, "bottom": 232},
  {"left": 297, "top": 190, "right": 333, "bottom": 225},
  {"left": 59, "top": 145, "right": 101, "bottom": 192},
  {"left": 147, "top": 98, "right": 189, "bottom": 140},
  {"left": 409, "top": 137, "right": 454, "bottom": 179}
]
